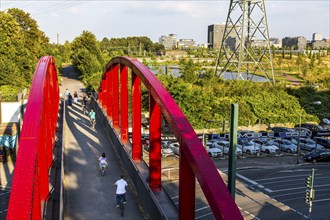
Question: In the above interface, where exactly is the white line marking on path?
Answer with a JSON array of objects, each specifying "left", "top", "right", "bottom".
[
  {"left": 237, "top": 173, "right": 274, "bottom": 192},
  {"left": 314, "top": 198, "right": 330, "bottom": 203}
]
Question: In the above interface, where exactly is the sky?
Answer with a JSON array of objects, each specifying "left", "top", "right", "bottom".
[{"left": 1, "top": 0, "right": 329, "bottom": 45}]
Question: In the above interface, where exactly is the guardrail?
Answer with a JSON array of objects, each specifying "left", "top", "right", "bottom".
[{"left": 97, "top": 56, "right": 243, "bottom": 219}]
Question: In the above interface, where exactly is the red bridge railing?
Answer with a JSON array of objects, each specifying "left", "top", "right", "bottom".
[
  {"left": 7, "top": 56, "right": 60, "bottom": 219},
  {"left": 98, "top": 56, "right": 243, "bottom": 219}
]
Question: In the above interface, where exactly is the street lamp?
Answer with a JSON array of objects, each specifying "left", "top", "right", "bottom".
[{"left": 296, "top": 101, "right": 321, "bottom": 164}]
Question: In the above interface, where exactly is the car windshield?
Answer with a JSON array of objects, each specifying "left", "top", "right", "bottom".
[
  {"left": 283, "top": 140, "right": 292, "bottom": 144},
  {"left": 307, "top": 140, "right": 316, "bottom": 144},
  {"left": 244, "top": 142, "right": 254, "bottom": 146}
]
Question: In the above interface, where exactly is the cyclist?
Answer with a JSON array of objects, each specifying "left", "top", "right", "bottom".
[
  {"left": 65, "top": 88, "right": 69, "bottom": 98},
  {"left": 98, "top": 153, "right": 108, "bottom": 175},
  {"left": 89, "top": 109, "right": 96, "bottom": 128},
  {"left": 67, "top": 93, "right": 73, "bottom": 106},
  {"left": 114, "top": 175, "right": 128, "bottom": 208},
  {"left": 73, "top": 91, "right": 78, "bottom": 104},
  {"left": 81, "top": 95, "right": 87, "bottom": 114}
]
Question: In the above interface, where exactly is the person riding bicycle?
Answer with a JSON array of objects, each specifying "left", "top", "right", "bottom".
[
  {"left": 89, "top": 109, "right": 96, "bottom": 127},
  {"left": 98, "top": 153, "right": 108, "bottom": 174},
  {"left": 114, "top": 175, "right": 128, "bottom": 208},
  {"left": 82, "top": 95, "right": 87, "bottom": 114},
  {"left": 73, "top": 91, "right": 78, "bottom": 104}
]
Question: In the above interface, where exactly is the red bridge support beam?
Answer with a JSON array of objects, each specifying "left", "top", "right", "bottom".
[
  {"left": 112, "top": 64, "right": 119, "bottom": 129},
  {"left": 179, "top": 148, "right": 196, "bottom": 219},
  {"left": 101, "top": 77, "right": 107, "bottom": 110},
  {"left": 106, "top": 71, "right": 112, "bottom": 119},
  {"left": 132, "top": 72, "right": 142, "bottom": 162},
  {"left": 120, "top": 64, "right": 129, "bottom": 143},
  {"left": 149, "top": 95, "right": 162, "bottom": 191},
  {"left": 7, "top": 56, "right": 60, "bottom": 220}
]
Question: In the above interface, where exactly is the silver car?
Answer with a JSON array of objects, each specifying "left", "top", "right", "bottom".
[
  {"left": 168, "top": 142, "right": 180, "bottom": 156},
  {"left": 296, "top": 138, "right": 324, "bottom": 152},
  {"left": 270, "top": 139, "right": 297, "bottom": 153},
  {"left": 212, "top": 141, "right": 242, "bottom": 155}
]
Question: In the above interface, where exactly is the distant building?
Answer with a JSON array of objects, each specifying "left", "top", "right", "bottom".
[
  {"left": 159, "top": 34, "right": 177, "bottom": 50},
  {"left": 312, "top": 33, "right": 323, "bottom": 41},
  {"left": 242, "top": 37, "right": 281, "bottom": 48},
  {"left": 311, "top": 39, "right": 330, "bottom": 49},
  {"left": 207, "top": 24, "right": 236, "bottom": 50},
  {"left": 177, "top": 39, "right": 195, "bottom": 49},
  {"left": 225, "top": 37, "right": 237, "bottom": 51},
  {"left": 282, "top": 36, "right": 306, "bottom": 50},
  {"left": 208, "top": 24, "right": 223, "bottom": 49},
  {"left": 269, "top": 37, "right": 282, "bottom": 48}
]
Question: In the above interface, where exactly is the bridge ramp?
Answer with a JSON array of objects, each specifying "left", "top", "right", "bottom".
[{"left": 61, "top": 66, "right": 146, "bottom": 220}]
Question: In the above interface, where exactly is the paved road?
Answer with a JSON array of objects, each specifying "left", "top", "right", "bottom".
[
  {"left": 61, "top": 66, "right": 146, "bottom": 220},
  {"left": 161, "top": 155, "right": 328, "bottom": 220},
  {"left": 235, "top": 163, "right": 330, "bottom": 220}
]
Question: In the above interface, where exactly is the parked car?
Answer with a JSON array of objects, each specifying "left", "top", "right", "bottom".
[
  {"left": 207, "top": 146, "right": 223, "bottom": 158},
  {"left": 212, "top": 141, "right": 242, "bottom": 155},
  {"left": 295, "top": 138, "right": 324, "bottom": 152},
  {"left": 271, "top": 127, "right": 294, "bottom": 133},
  {"left": 161, "top": 146, "right": 174, "bottom": 157},
  {"left": 303, "top": 149, "right": 330, "bottom": 162},
  {"left": 269, "top": 139, "right": 297, "bottom": 153},
  {"left": 313, "top": 137, "right": 330, "bottom": 149},
  {"left": 319, "top": 118, "right": 330, "bottom": 130},
  {"left": 297, "top": 123, "right": 326, "bottom": 132},
  {"left": 168, "top": 142, "right": 180, "bottom": 156},
  {"left": 251, "top": 139, "right": 280, "bottom": 154},
  {"left": 238, "top": 140, "right": 260, "bottom": 155},
  {"left": 294, "top": 127, "right": 312, "bottom": 137}
]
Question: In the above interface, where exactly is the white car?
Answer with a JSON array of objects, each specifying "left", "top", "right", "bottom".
[
  {"left": 238, "top": 140, "right": 260, "bottom": 155},
  {"left": 161, "top": 141, "right": 174, "bottom": 157},
  {"left": 251, "top": 139, "right": 279, "bottom": 154},
  {"left": 212, "top": 141, "right": 242, "bottom": 155},
  {"left": 207, "top": 146, "right": 223, "bottom": 158},
  {"left": 168, "top": 142, "right": 180, "bottom": 156}
]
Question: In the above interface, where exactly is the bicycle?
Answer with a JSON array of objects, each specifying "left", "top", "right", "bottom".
[
  {"left": 82, "top": 105, "right": 87, "bottom": 115},
  {"left": 90, "top": 119, "right": 95, "bottom": 130},
  {"left": 118, "top": 194, "right": 125, "bottom": 217},
  {"left": 100, "top": 164, "right": 107, "bottom": 176}
]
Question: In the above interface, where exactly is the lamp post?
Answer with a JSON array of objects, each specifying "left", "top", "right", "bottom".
[{"left": 296, "top": 101, "right": 321, "bottom": 164}]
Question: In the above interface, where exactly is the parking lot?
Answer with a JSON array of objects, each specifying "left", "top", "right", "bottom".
[{"left": 150, "top": 151, "right": 330, "bottom": 220}]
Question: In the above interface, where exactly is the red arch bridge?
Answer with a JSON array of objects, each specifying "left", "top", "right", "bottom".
[{"left": 6, "top": 56, "right": 243, "bottom": 220}]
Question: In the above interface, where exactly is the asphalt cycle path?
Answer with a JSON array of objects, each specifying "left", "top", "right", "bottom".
[{"left": 60, "top": 66, "right": 146, "bottom": 220}]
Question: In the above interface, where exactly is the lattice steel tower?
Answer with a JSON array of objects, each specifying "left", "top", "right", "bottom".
[{"left": 215, "top": 0, "right": 275, "bottom": 84}]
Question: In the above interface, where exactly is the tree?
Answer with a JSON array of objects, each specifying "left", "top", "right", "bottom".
[
  {"left": 7, "top": 8, "right": 49, "bottom": 60},
  {"left": 179, "top": 58, "right": 200, "bottom": 83},
  {"left": 0, "top": 11, "right": 33, "bottom": 94},
  {"left": 71, "top": 31, "right": 104, "bottom": 87}
]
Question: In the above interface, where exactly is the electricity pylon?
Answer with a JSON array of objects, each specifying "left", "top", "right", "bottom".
[{"left": 215, "top": 0, "right": 275, "bottom": 84}]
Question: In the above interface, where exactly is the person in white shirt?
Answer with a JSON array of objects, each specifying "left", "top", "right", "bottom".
[
  {"left": 114, "top": 175, "right": 128, "bottom": 208},
  {"left": 98, "top": 153, "right": 108, "bottom": 171}
]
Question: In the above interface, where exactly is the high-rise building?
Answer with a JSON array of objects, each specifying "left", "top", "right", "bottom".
[
  {"left": 208, "top": 24, "right": 237, "bottom": 49},
  {"left": 312, "top": 33, "right": 323, "bottom": 41},
  {"left": 208, "top": 24, "right": 224, "bottom": 49},
  {"left": 159, "top": 34, "right": 177, "bottom": 50}
]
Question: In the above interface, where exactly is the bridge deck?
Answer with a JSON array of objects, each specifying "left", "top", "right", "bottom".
[{"left": 61, "top": 66, "right": 146, "bottom": 220}]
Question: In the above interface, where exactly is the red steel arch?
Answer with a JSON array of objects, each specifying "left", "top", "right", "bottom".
[
  {"left": 98, "top": 56, "right": 243, "bottom": 220},
  {"left": 7, "top": 56, "right": 60, "bottom": 219}
]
